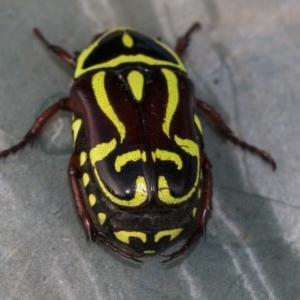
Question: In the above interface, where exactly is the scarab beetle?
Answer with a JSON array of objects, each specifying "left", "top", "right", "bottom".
[{"left": 0, "top": 23, "right": 276, "bottom": 262}]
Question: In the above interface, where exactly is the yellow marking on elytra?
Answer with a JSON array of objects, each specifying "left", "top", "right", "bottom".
[
  {"left": 75, "top": 27, "right": 185, "bottom": 78},
  {"left": 115, "top": 150, "right": 146, "bottom": 172},
  {"left": 90, "top": 141, "right": 148, "bottom": 207},
  {"left": 197, "top": 189, "right": 201, "bottom": 199},
  {"left": 192, "top": 207, "right": 197, "bottom": 218},
  {"left": 174, "top": 135, "right": 199, "bottom": 157},
  {"left": 89, "top": 194, "right": 96, "bottom": 207},
  {"left": 71, "top": 119, "right": 82, "bottom": 144},
  {"left": 94, "top": 171, "right": 148, "bottom": 207},
  {"left": 92, "top": 72, "right": 126, "bottom": 142},
  {"left": 80, "top": 152, "right": 87, "bottom": 166},
  {"left": 127, "top": 70, "right": 144, "bottom": 101},
  {"left": 141, "top": 151, "right": 146, "bottom": 162},
  {"left": 158, "top": 135, "right": 200, "bottom": 204},
  {"left": 154, "top": 228, "right": 183, "bottom": 243},
  {"left": 153, "top": 149, "right": 182, "bottom": 170},
  {"left": 144, "top": 250, "right": 155, "bottom": 254},
  {"left": 194, "top": 114, "right": 203, "bottom": 133},
  {"left": 98, "top": 212, "right": 106, "bottom": 225},
  {"left": 155, "top": 71, "right": 201, "bottom": 205},
  {"left": 82, "top": 173, "right": 90, "bottom": 187},
  {"left": 90, "top": 139, "right": 117, "bottom": 166},
  {"left": 113, "top": 231, "right": 147, "bottom": 244},
  {"left": 122, "top": 32, "right": 134, "bottom": 48},
  {"left": 151, "top": 151, "right": 156, "bottom": 162},
  {"left": 158, "top": 176, "right": 197, "bottom": 204},
  {"left": 161, "top": 68, "right": 179, "bottom": 138}
]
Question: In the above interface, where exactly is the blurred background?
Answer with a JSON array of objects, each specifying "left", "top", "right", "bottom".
[{"left": 0, "top": 0, "right": 299, "bottom": 299}]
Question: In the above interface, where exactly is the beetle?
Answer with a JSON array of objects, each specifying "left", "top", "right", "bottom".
[{"left": 0, "top": 23, "right": 276, "bottom": 262}]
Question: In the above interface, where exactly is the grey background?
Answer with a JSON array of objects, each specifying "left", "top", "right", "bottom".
[{"left": 1, "top": 0, "right": 300, "bottom": 299}]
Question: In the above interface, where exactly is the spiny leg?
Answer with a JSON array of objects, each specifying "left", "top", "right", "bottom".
[
  {"left": 0, "top": 97, "right": 70, "bottom": 159},
  {"left": 175, "top": 22, "right": 201, "bottom": 57},
  {"left": 196, "top": 99, "right": 276, "bottom": 170},
  {"left": 68, "top": 154, "right": 143, "bottom": 262},
  {"left": 96, "top": 235, "right": 143, "bottom": 263},
  {"left": 68, "top": 154, "right": 96, "bottom": 242},
  {"left": 162, "top": 152, "right": 212, "bottom": 262},
  {"left": 33, "top": 28, "right": 76, "bottom": 67}
]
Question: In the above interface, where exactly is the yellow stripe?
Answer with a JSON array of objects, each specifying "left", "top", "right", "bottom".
[
  {"left": 82, "top": 173, "right": 90, "bottom": 187},
  {"left": 158, "top": 175, "right": 197, "bottom": 205},
  {"left": 92, "top": 72, "right": 126, "bottom": 143},
  {"left": 90, "top": 141, "right": 148, "bottom": 207},
  {"left": 161, "top": 68, "right": 179, "bottom": 138},
  {"left": 90, "top": 139, "right": 117, "bottom": 166},
  {"left": 153, "top": 149, "right": 182, "bottom": 170},
  {"left": 154, "top": 228, "right": 183, "bottom": 243},
  {"left": 122, "top": 32, "right": 134, "bottom": 48},
  {"left": 71, "top": 119, "right": 82, "bottom": 144},
  {"left": 144, "top": 250, "right": 155, "bottom": 254},
  {"left": 174, "top": 135, "right": 199, "bottom": 157},
  {"left": 75, "top": 27, "right": 185, "bottom": 78},
  {"left": 80, "top": 152, "right": 87, "bottom": 166},
  {"left": 197, "top": 188, "right": 201, "bottom": 198},
  {"left": 194, "top": 114, "right": 203, "bottom": 133},
  {"left": 98, "top": 212, "right": 106, "bottom": 225},
  {"left": 115, "top": 150, "right": 146, "bottom": 172},
  {"left": 192, "top": 207, "right": 197, "bottom": 218},
  {"left": 158, "top": 135, "right": 200, "bottom": 205},
  {"left": 113, "top": 231, "right": 147, "bottom": 244},
  {"left": 127, "top": 70, "right": 144, "bottom": 101},
  {"left": 89, "top": 194, "right": 96, "bottom": 207},
  {"left": 94, "top": 173, "right": 147, "bottom": 207},
  {"left": 155, "top": 38, "right": 185, "bottom": 71},
  {"left": 77, "top": 55, "right": 185, "bottom": 78}
]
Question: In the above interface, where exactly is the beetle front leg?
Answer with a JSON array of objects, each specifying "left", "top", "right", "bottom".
[
  {"left": 34, "top": 28, "right": 76, "bottom": 67},
  {"left": 162, "top": 151, "right": 212, "bottom": 262},
  {"left": 196, "top": 98, "right": 277, "bottom": 170},
  {"left": 175, "top": 22, "right": 201, "bottom": 57},
  {"left": 0, "top": 97, "right": 70, "bottom": 159}
]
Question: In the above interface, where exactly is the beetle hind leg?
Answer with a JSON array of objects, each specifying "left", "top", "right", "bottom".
[
  {"left": 0, "top": 97, "right": 70, "bottom": 159},
  {"left": 196, "top": 99, "right": 277, "bottom": 170},
  {"left": 162, "top": 152, "right": 212, "bottom": 263},
  {"left": 68, "top": 154, "right": 96, "bottom": 241},
  {"left": 68, "top": 154, "right": 143, "bottom": 262},
  {"left": 96, "top": 233, "right": 144, "bottom": 263}
]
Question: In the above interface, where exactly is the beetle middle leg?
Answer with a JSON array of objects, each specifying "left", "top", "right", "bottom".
[
  {"left": 162, "top": 152, "right": 212, "bottom": 262},
  {"left": 196, "top": 99, "right": 277, "bottom": 170},
  {"left": 0, "top": 97, "right": 70, "bottom": 159}
]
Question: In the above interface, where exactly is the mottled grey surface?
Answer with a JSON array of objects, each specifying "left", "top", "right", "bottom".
[{"left": 1, "top": 1, "right": 300, "bottom": 299}]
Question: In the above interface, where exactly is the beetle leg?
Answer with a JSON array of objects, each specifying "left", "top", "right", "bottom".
[
  {"left": 33, "top": 28, "right": 76, "bottom": 67},
  {"left": 0, "top": 97, "right": 70, "bottom": 159},
  {"left": 69, "top": 154, "right": 143, "bottom": 262},
  {"left": 68, "top": 154, "right": 96, "bottom": 241},
  {"left": 96, "top": 233, "right": 144, "bottom": 263},
  {"left": 196, "top": 99, "right": 277, "bottom": 170},
  {"left": 175, "top": 22, "right": 201, "bottom": 57},
  {"left": 162, "top": 152, "right": 212, "bottom": 262}
]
